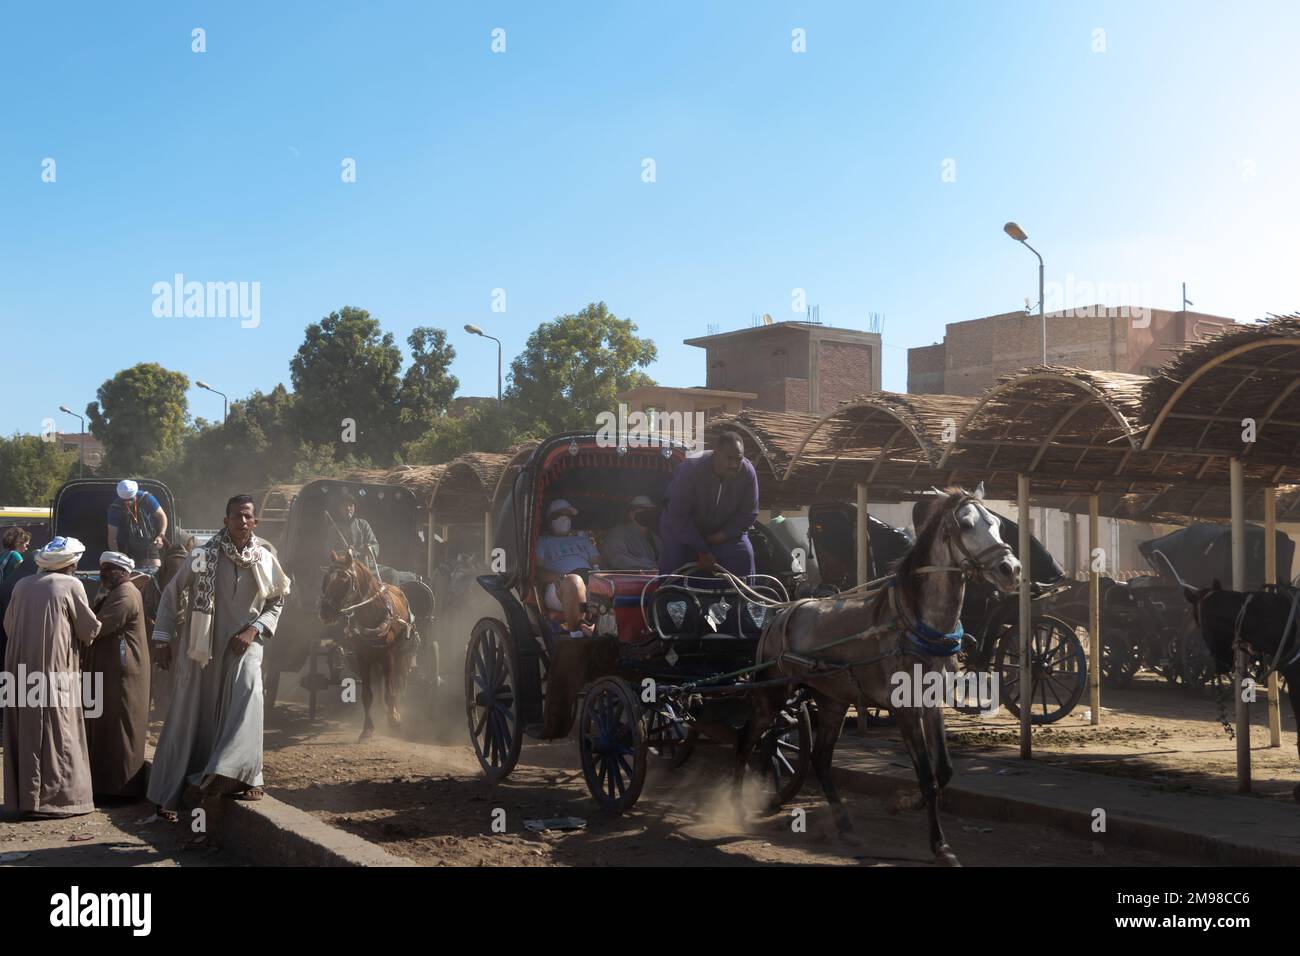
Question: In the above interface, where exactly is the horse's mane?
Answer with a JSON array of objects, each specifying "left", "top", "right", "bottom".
[{"left": 872, "top": 488, "right": 967, "bottom": 617}]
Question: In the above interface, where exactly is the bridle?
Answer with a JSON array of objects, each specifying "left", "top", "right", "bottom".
[
  {"left": 320, "top": 561, "right": 398, "bottom": 645},
  {"left": 914, "top": 495, "right": 1015, "bottom": 582}
]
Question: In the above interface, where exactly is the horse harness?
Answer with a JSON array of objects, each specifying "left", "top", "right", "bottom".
[
  {"left": 1230, "top": 588, "right": 1300, "bottom": 675},
  {"left": 324, "top": 565, "right": 411, "bottom": 649}
]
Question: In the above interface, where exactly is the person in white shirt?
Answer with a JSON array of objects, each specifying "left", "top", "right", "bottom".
[{"left": 535, "top": 499, "right": 601, "bottom": 637}]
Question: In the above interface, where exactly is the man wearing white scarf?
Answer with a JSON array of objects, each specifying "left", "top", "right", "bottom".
[{"left": 147, "top": 496, "right": 289, "bottom": 818}]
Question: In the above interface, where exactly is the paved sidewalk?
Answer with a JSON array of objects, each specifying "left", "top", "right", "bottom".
[{"left": 833, "top": 735, "right": 1300, "bottom": 866}]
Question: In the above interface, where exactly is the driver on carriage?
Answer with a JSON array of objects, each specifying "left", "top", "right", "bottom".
[
  {"left": 327, "top": 490, "right": 388, "bottom": 581},
  {"left": 658, "top": 430, "right": 759, "bottom": 579},
  {"left": 536, "top": 499, "right": 602, "bottom": 638}
]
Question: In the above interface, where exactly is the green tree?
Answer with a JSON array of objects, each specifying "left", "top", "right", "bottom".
[
  {"left": 505, "top": 302, "right": 656, "bottom": 434},
  {"left": 290, "top": 306, "right": 404, "bottom": 463},
  {"left": 0, "top": 435, "right": 76, "bottom": 505},
  {"left": 86, "top": 363, "right": 190, "bottom": 474},
  {"left": 399, "top": 327, "right": 459, "bottom": 441}
]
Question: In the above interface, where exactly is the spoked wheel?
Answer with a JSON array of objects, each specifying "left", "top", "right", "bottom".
[
  {"left": 646, "top": 700, "right": 698, "bottom": 769},
  {"left": 579, "top": 677, "right": 648, "bottom": 812},
  {"left": 465, "top": 618, "right": 523, "bottom": 782},
  {"left": 1177, "top": 624, "right": 1223, "bottom": 696},
  {"left": 1100, "top": 629, "right": 1141, "bottom": 688},
  {"left": 997, "top": 615, "right": 1087, "bottom": 724},
  {"left": 754, "top": 696, "right": 813, "bottom": 806}
]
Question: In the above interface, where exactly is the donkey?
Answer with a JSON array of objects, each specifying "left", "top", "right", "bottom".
[
  {"left": 1183, "top": 580, "right": 1300, "bottom": 802},
  {"left": 742, "top": 486, "right": 1021, "bottom": 865},
  {"left": 319, "top": 548, "right": 415, "bottom": 741}
]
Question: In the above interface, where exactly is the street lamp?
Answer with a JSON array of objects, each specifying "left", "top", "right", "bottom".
[
  {"left": 195, "top": 380, "right": 228, "bottom": 423},
  {"left": 1004, "top": 221, "right": 1049, "bottom": 552},
  {"left": 57, "top": 405, "right": 85, "bottom": 478},
  {"left": 464, "top": 324, "right": 502, "bottom": 403},
  {"left": 1004, "top": 221, "right": 1046, "bottom": 365}
]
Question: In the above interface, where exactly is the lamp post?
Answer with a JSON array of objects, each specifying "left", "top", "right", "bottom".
[
  {"left": 196, "top": 380, "right": 228, "bottom": 423},
  {"left": 57, "top": 405, "right": 85, "bottom": 478},
  {"left": 464, "top": 324, "right": 502, "bottom": 403},
  {"left": 1004, "top": 221, "right": 1046, "bottom": 365},
  {"left": 1004, "top": 221, "right": 1049, "bottom": 550}
]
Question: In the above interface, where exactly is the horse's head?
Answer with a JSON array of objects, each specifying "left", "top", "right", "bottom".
[
  {"left": 930, "top": 483, "right": 1021, "bottom": 594},
  {"left": 320, "top": 548, "right": 357, "bottom": 623}
]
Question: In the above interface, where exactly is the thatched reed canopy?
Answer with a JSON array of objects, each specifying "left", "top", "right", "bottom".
[
  {"left": 778, "top": 392, "right": 976, "bottom": 503},
  {"left": 1142, "top": 315, "right": 1300, "bottom": 485},
  {"left": 429, "top": 452, "right": 513, "bottom": 522},
  {"left": 704, "top": 409, "right": 823, "bottom": 507}
]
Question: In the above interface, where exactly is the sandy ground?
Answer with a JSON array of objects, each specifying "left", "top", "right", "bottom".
[
  {"left": 935, "top": 672, "right": 1300, "bottom": 802},
  {"left": 260, "top": 675, "right": 1199, "bottom": 867}
]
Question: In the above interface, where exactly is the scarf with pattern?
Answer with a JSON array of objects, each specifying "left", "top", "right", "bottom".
[{"left": 187, "top": 528, "right": 290, "bottom": 666}]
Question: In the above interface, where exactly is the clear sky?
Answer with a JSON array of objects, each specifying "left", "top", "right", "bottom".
[{"left": 3, "top": 1, "right": 1297, "bottom": 438}]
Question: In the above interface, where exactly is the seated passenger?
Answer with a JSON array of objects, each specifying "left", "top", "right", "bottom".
[
  {"left": 601, "top": 495, "right": 661, "bottom": 571},
  {"left": 536, "top": 499, "right": 601, "bottom": 637}
]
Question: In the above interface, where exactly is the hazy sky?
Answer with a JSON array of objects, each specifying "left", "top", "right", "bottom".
[{"left": 3, "top": 1, "right": 1297, "bottom": 438}]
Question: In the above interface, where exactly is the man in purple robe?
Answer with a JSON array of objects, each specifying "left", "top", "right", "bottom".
[{"left": 658, "top": 431, "right": 759, "bottom": 577}]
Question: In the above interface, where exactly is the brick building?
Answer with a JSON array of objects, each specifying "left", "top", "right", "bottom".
[
  {"left": 57, "top": 432, "right": 103, "bottom": 468},
  {"left": 907, "top": 307, "right": 1235, "bottom": 396},
  {"left": 683, "top": 322, "right": 883, "bottom": 414}
]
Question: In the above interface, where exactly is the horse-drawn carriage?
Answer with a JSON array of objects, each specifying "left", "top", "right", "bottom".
[
  {"left": 805, "top": 499, "right": 1086, "bottom": 724},
  {"left": 465, "top": 433, "right": 813, "bottom": 810},
  {"left": 265, "top": 478, "right": 439, "bottom": 722}
]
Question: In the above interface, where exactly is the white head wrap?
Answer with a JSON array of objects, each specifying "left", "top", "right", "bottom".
[
  {"left": 34, "top": 536, "right": 86, "bottom": 570},
  {"left": 99, "top": 551, "right": 135, "bottom": 572},
  {"left": 116, "top": 479, "right": 139, "bottom": 500}
]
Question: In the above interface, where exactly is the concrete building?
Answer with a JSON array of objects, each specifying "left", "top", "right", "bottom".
[
  {"left": 56, "top": 432, "right": 103, "bottom": 468},
  {"left": 908, "top": 306, "right": 1235, "bottom": 396},
  {"left": 684, "top": 322, "right": 883, "bottom": 413}
]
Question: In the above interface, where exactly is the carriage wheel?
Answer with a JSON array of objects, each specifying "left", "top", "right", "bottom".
[
  {"left": 756, "top": 697, "right": 813, "bottom": 806},
  {"left": 578, "top": 677, "right": 648, "bottom": 812},
  {"left": 997, "top": 615, "right": 1087, "bottom": 724},
  {"left": 645, "top": 701, "right": 698, "bottom": 769},
  {"left": 1177, "top": 624, "right": 1222, "bottom": 696},
  {"left": 1100, "top": 629, "right": 1140, "bottom": 688},
  {"left": 465, "top": 618, "right": 523, "bottom": 782}
]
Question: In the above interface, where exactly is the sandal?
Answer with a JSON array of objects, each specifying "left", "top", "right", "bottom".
[
  {"left": 157, "top": 807, "right": 179, "bottom": 823},
  {"left": 227, "top": 787, "right": 265, "bottom": 802}
]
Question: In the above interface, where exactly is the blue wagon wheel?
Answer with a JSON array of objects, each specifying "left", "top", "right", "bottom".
[
  {"left": 646, "top": 700, "right": 697, "bottom": 769},
  {"left": 465, "top": 618, "right": 523, "bottom": 782},
  {"left": 755, "top": 696, "right": 812, "bottom": 806},
  {"left": 579, "top": 677, "right": 648, "bottom": 812}
]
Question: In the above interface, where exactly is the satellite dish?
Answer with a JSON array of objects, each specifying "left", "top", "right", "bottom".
[{"left": 761, "top": 313, "right": 773, "bottom": 325}]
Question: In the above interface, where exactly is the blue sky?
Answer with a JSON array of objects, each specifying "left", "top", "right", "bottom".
[{"left": 3, "top": 1, "right": 1297, "bottom": 438}]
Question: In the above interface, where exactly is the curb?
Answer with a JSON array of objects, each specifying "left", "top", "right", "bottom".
[
  {"left": 832, "top": 761, "right": 1300, "bottom": 867},
  {"left": 213, "top": 794, "right": 415, "bottom": 867}
]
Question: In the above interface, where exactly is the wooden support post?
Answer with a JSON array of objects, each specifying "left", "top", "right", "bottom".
[
  {"left": 1018, "top": 474, "right": 1032, "bottom": 759},
  {"left": 1089, "top": 495, "right": 1101, "bottom": 726},
  {"left": 856, "top": 482, "right": 870, "bottom": 585},
  {"left": 1265, "top": 485, "right": 1282, "bottom": 748},
  {"left": 1230, "top": 457, "right": 1251, "bottom": 793},
  {"left": 484, "top": 510, "right": 492, "bottom": 566}
]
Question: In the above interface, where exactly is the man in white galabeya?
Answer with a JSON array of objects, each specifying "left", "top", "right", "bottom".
[{"left": 147, "top": 495, "right": 290, "bottom": 821}]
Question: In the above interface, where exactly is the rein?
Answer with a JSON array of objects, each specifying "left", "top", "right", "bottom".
[{"left": 322, "top": 564, "right": 401, "bottom": 644}]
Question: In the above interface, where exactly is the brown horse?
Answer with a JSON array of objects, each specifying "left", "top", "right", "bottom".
[
  {"left": 319, "top": 549, "right": 414, "bottom": 741},
  {"left": 742, "top": 487, "right": 1022, "bottom": 865}
]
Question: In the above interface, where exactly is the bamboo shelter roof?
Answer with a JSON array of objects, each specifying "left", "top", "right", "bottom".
[{"left": 1142, "top": 315, "right": 1300, "bottom": 485}]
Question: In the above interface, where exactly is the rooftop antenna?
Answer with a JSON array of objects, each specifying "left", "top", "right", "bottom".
[{"left": 1182, "top": 282, "right": 1193, "bottom": 311}]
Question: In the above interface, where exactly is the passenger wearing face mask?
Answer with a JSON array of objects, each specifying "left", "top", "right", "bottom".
[
  {"left": 535, "top": 499, "right": 602, "bottom": 637},
  {"left": 601, "top": 495, "right": 662, "bottom": 571}
]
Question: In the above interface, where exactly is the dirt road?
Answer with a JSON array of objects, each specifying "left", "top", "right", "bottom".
[{"left": 261, "top": 694, "right": 1198, "bottom": 866}]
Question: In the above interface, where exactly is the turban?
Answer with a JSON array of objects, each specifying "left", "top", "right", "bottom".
[
  {"left": 35, "top": 536, "right": 86, "bottom": 570},
  {"left": 99, "top": 551, "right": 135, "bottom": 572},
  {"left": 116, "top": 479, "right": 139, "bottom": 500}
]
